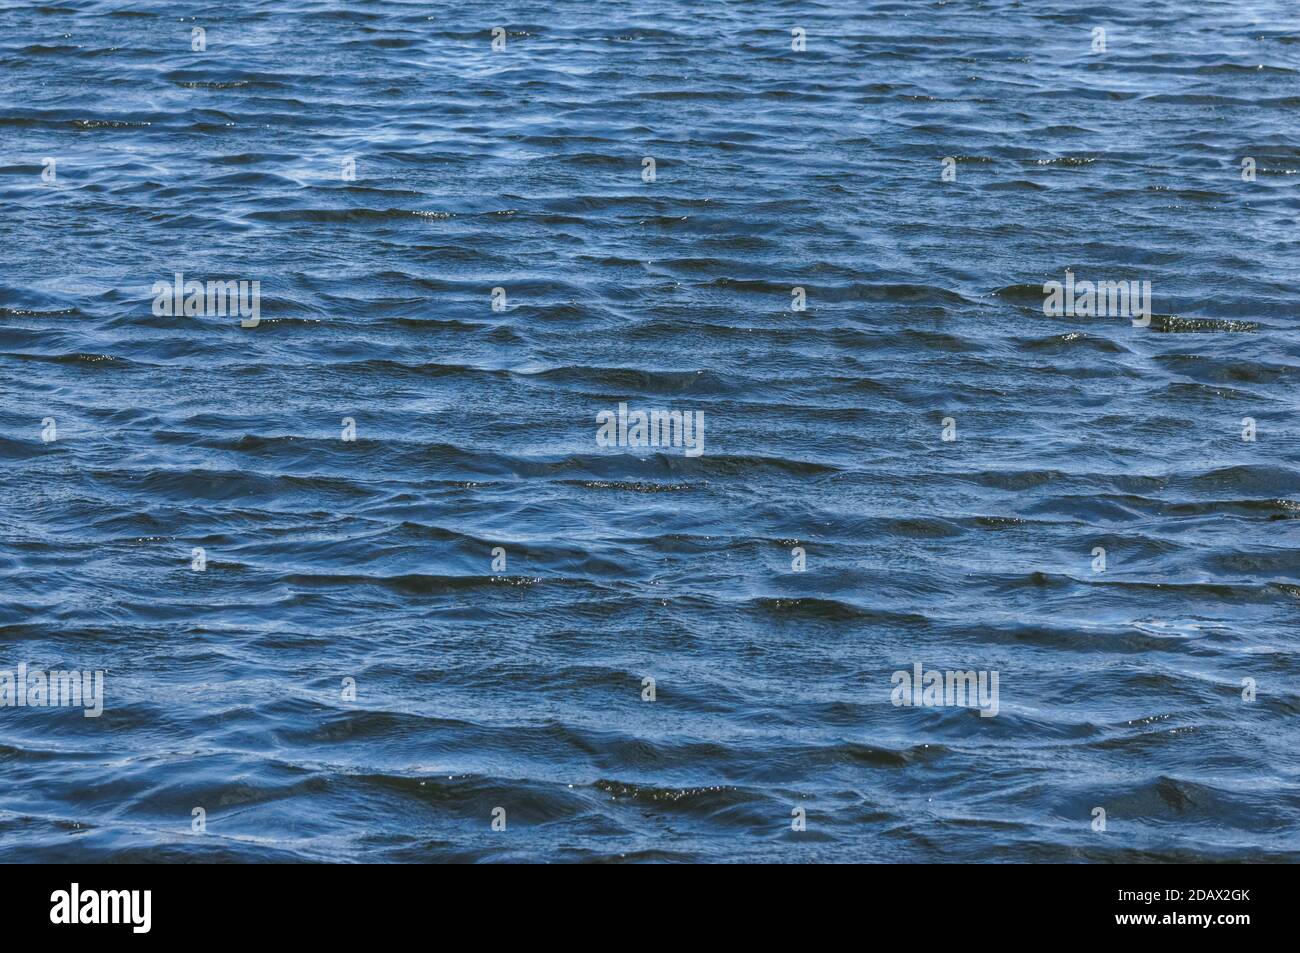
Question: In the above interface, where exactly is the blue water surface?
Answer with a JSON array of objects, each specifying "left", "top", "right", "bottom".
[{"left": 1, "top": 0, "right": 1298, "bottom": 862}]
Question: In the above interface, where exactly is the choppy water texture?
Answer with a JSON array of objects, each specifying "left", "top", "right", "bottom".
[{"left": 1, "top": 0, "right": 1298, "bottom": 863}]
